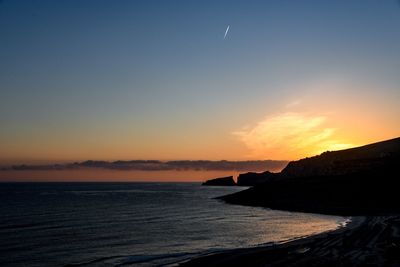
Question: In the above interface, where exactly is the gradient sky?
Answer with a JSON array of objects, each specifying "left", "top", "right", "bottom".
[{"left": 1, "top": 0, "right": 400, "bottom": 163}]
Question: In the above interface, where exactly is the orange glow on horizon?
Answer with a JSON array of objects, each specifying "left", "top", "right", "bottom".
[
  {"left": 233, "top": 108, "right": 398, "bottom": 160},
  {"left": 1, "top": 82, "right": 399, "bottom": 165},
  {"left": 0, "top": 170, "right": 251, "bottom": 182}
]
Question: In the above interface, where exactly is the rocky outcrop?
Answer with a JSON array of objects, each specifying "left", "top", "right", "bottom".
[
  {"left": 202, "top": 176, "right": 236, "bottom": 186},
  {"left": 237, "top": 171, "right": 280, "bottom": 186}
]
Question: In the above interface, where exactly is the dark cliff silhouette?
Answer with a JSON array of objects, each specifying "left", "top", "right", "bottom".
[
  {"left": 202, "top": 176, "right": 236, "bottom": 186},
  {"left": 233, "top": 137, "right": 400, "bottom": 187},
  {"left": 281, "top": 137, "right": 400, "bottom": 178},
  {"left": 220, "top": 137, "right": 400, "bottom": 215},
  {"left": 236, "top": 171, "right": 280, "bottom": 186}
]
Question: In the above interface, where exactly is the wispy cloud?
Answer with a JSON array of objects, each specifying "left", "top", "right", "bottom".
[
  {"left": 234, "top": 112, "right": 354, "bottom": 159},
  {"left": 285, "top": 99, "right": 302, "bottom": 108}
]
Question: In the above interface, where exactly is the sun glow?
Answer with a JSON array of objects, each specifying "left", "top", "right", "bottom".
[{"left": 234, "top": 112, "right": 357, "bottom": 160}]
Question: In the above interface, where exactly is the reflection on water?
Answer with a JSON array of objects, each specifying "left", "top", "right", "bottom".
[{"left": 0, "top": 183, "right": 347, "bottom": 266}]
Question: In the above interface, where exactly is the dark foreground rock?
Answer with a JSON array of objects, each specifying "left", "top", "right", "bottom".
[{"left": 202, "top": 176, "right": 236, "bottom": 186}]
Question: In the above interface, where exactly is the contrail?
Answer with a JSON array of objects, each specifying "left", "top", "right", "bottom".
[{"left": 223, "top": 25, "right": 230, "bottom": 39}]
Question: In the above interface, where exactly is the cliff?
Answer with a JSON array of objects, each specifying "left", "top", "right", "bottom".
[
  {"left": 202, "top": 176, "right": 236, "bottom": 186},
  {"left": 220, "top": 137, "right": 400, "bottom": 215},
  {"left": 281, "top": 137, "right": 400, "bottom": 178},
  {"left": 236, "top": 171, "right": 280, "bottom": 186}
]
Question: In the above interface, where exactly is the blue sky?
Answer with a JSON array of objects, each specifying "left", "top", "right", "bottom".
[{"left": 1, "top": 0, "right": 399, "bottom": 162}]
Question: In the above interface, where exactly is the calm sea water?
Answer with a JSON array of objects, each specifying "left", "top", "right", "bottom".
[{"left": 0, "top": 183, "right": 347, "bottom": 266}]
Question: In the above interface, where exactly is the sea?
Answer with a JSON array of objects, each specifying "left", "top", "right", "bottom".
[{"left": 0, "top": 183, "right": 348, "bottom": 266}]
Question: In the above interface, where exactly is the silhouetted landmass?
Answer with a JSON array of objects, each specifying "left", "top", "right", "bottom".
[
  {"left": 4, "top": 160, "right": 288, "bottom": 172},
  {"left": 236, "top": 171, "right": 280, "bottom": 186},
  {"left": 234, "top": 137, "right": 400, "bottom": 187},
  {"left": 281, "top": 137, "right": 400, "bottom": 178},
  {"left": 202, "top": 176, "right": 236, "bottom": 186},
  {"left": 220, "top": 137, "right": 400, "bottom": 215}
]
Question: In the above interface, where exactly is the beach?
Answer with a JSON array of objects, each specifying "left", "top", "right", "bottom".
[{"left": 181, "top": 216, "right": 400, "bottom": 267}]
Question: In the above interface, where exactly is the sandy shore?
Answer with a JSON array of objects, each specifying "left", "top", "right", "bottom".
[{"left": 180, "top": 216, "right": 400, "bottom": 267}]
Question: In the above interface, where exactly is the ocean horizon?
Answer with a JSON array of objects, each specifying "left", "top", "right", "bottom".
[{"left": 0, "top": 182, "right": 347, "bottom": 266}]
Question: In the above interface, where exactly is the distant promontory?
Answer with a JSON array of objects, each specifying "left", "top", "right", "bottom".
[{"left": 202, "top": 176, "right": 236, "bottom": 186}]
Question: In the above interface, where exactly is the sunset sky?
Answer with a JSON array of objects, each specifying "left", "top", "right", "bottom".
[{"left": 1, "top": 0, "right": 400, "bottom": 165}]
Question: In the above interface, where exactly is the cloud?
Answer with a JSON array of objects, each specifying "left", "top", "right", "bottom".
[
  {"left": 3, "top": 160, "right": 288, "bottom": 172},
  {"left": 285, "top": 99, "right": 302, "bottom": 108},
  {"left": 234, "top": 112, "right": 354, "bottom": 159}
]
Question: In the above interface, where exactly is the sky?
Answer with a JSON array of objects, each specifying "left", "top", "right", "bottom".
[{"left": 1, "top": 0, "right": 400, "bottom": 165}]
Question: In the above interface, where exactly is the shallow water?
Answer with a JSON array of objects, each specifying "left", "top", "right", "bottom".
[{"left": 0, "top": 183, "right": 347, "bottom": 266}]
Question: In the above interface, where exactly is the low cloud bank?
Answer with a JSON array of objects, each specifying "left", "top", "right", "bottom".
[{"left": 3, "top": 160, "right": 288, "bottom": 172}]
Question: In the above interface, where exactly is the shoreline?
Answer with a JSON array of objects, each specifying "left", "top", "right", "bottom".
[
  {"left": 180, "top": 215, "right": 400, "bottom": 266},
  {"left": 177, "top": 215, "right": 362, "bottom": 265}
]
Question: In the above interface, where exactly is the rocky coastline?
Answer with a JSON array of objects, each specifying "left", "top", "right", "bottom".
[{"left": 189, "top": 137, "right": 400, "bottom": 266}]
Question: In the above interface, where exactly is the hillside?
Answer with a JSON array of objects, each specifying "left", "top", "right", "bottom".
[
  {"left": 281, "top": 137, "right": 400, "bottom": 177},
  {"left": 220, "top": 137, "right": 400, "bottom": 215}
]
